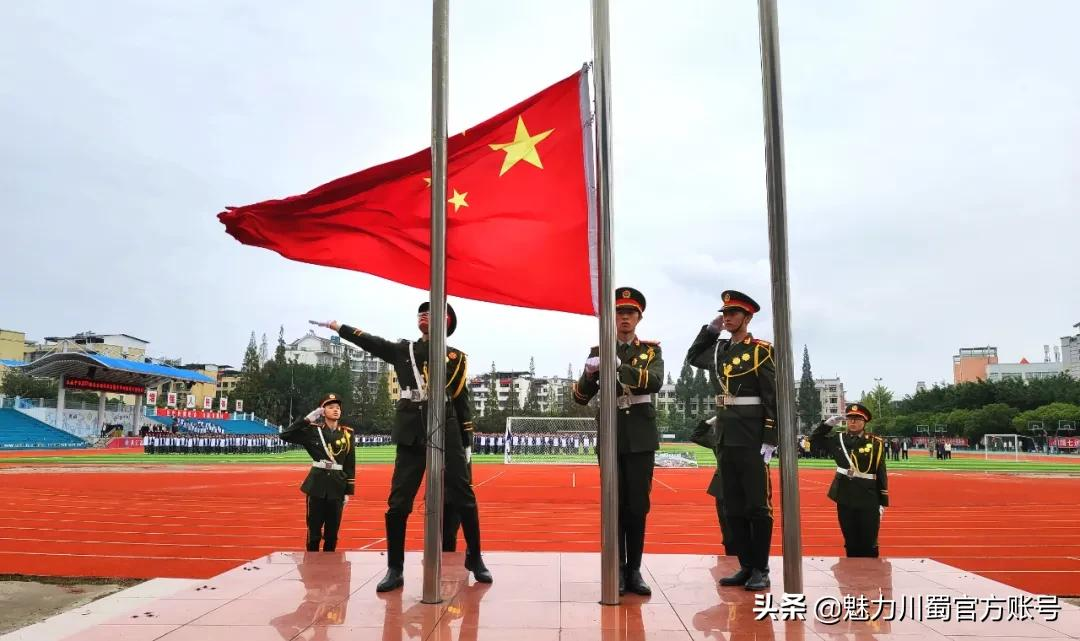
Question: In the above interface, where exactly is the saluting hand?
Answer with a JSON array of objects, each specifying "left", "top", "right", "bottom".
[
  {"left": 825, "top": 415, "right": 843, "bottom": 428},
  {"left": 304, "top": 407, "right": 324, "bottom": 423},
  {"left": 708, "top": 314, "right": 724, "bottom": 333}
]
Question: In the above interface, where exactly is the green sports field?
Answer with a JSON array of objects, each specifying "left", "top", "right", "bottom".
[{"left": 3, "top": 444, "right": 1079, "bottom": 473}]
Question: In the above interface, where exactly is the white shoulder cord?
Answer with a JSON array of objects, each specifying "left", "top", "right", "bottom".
[
  {"left": 315, "top": 423, "right": 337, "bottom": 465},
  {"left": 408, "top": 341, "right": 428, "bottom": 401}
]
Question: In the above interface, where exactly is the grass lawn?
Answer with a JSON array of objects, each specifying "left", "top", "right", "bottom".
[{"left": 2, "top": 443, "right": 1078, "bottom": 473}]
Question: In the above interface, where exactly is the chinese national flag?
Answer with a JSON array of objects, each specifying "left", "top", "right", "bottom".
[{"left": 219, "top": 70, "right": 596, "bottom": 315}]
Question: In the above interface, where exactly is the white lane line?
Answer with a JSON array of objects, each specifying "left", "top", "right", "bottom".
[
  {"left": 359, "top": 537, "right": 387, "bottom": 550},
  {"left": 653, "top": 476, "right": 677, "bottom": 493},
  {"left": 474, "top": 470, "right": 505, "bottom": 488}
]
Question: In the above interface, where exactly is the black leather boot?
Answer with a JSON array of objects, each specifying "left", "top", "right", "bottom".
[
  {"left": 743, "top": 568, "right": 771, "bottom": 591},
  {"left": 457, "top": 505, "right": 493, "bottom": 583},
  {"left": 719, "top": 566, "right": 753, "bottom": 586},
  {"left": 464, "top": 553, "right": 493, "bottom": 583},
  {"left": 376, "top": 567, "right": 404, "bottom": 592},
  {"left": 625, "top": 569, "right": 652, "bottom": 596},
  {"left": 377, "top": 512, "right": 408, "bottom": 592}
]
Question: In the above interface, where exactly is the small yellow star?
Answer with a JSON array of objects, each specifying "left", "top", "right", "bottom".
[
  {"left": 488, "top": 116, "right": 554, "bottom": 176},
  {"left": 448, "top": 188, "right": 468, "bottom": 212},
  {"left": 423, "top": 177, "right": 431, "bottom": 187}
]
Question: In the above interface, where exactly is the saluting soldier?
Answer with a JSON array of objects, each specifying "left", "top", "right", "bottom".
[
  {"left": 686, "top": 290, "right": 777, "bottom": 591},
  {"left": 573, "top": 287, "right": 664, "bottom": 596},
  {"left": 279, "top": 393, "right": 356, "bottom": 552},
  {"left": 810, "top": 403, "right": 889, "bottom": 558},
  {"left": 316, "top": 301, "right": 492, "bottom": 592}
]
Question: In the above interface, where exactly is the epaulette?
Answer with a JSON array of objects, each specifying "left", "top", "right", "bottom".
[
  {"left": 752, "top": 338, "right": 772, "bottom": 348},
  {"left": 638, "top": 339, "right": 660, "bottom": 346},
  {"left": 341, "top": 425, "right": 354, "bottom": 432}
]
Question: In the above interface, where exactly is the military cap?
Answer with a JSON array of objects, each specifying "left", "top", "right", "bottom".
[
  {"left": 719, "top": 290, "right": 760, "bottom": 314},
  {"left": 615, "top": 287, "right": 646, "bottom": 313},
  {"left": 320, "top": 393, "right": 342, "bottom": 408},
  {"left": 845, "top": 402, "right": 872, "bottom": 422},
  {"left": 418, "top": 301, "right": 457, "bottom": 336}
]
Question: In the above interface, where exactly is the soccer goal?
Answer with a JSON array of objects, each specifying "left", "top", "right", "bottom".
[{"left": 982, "top": 433, "right": 1021, "bottom": 461}]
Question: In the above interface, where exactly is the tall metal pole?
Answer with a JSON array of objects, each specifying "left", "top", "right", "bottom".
[
  {"left": 590, "top": 0, "right": 620, "bottom": 606},
  {"left": 422, "top": 0, "right": 449, "bottom": 605},
  {"left": 756, "top": 0, "right": 802, "bottom": 593}
]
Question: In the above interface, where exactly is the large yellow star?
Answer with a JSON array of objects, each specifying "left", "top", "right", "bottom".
[
  {"left": 488, "top": 116, "right": 554, "bottom": 176},
  {"left": 448, "top": 188, "right": 468, "bottom": 212}
]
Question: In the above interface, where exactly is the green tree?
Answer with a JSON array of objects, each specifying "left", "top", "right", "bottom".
[
  {"left": 505, "top": 374, "right": 521, "bottom": 418},
  {"left": 476, "top": 362, "right": 503, "bottom": 432},
  {"left": 796, "top": 346, "right": 822, "bottom": 431},
  {"left": 274, "top": 325, "right": 287, "bottom": 365},
  {"left": 0, "top": 368, "right": 58, "bottom": 399},
  {"left": 241, "top": 331, "right": 260, "bottom": 375},
  {"left": 861, "top": 383, "right": 894, "bottom": 421},
  {"left": 691, "top": 368, "right": 708, "bottom": 418},
  {"left": 675, "top": 360, "right": 694, "bottom": 420},
  {"left": 1013, "top": 403, "right": 1080, "bottom": 435},
  {"left": 523, "top": 376, "right": 542, "bottom": 416},
  {"left": 367, "top": 371, "right": 394, "bottom": 433}
]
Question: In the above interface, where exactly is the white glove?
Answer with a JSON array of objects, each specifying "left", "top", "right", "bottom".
[
  {"left": 312, "top": 320, "right": 340, "bottom": 331},
  {"left": 825, "top": 415, "right": 843, "bottom": 427},
  {"left": 761, "top": 444, "right": 776, "bottom": 464},
  {"left": 344, "top": 495, "right": 350, "bottom": 505},
  {"left": 305, "top": 407, "right": 324, "bottom": 423},
  {"left": 708, "top": 315, "right": 724, "bottom": 333},
  {"left": 584, "top": 356, "right": 601, "bottom": 375},
  {"left": 466, "top": 446, "right": 472, "bottom": 463},
  {"left": 878, "top": 505, "right": 885, "bottom": 517}
]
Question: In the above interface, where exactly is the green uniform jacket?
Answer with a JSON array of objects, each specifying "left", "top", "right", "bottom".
[
  {"left": 810, "top": 421, "right": 890, "bottom": 508},
  {"left": 573, "top": 338, "right": 664, "bottom": 454},
  {"left": 686, "top": 327, "right": 778, "bottom": 448},
  {"left": 280, "top": 418, "right": 357, "bottom": 499},
  {"left": 338, "top": 325, "right": 474, "bottom": 447}
]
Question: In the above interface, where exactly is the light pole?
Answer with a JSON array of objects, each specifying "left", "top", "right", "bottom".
[{"left": 872, "top": 377, "right": 883, "bottom": 418}]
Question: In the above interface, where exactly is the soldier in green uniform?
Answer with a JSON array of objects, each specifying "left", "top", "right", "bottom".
[
  {"left": 686, "top": 290, "right": 777, "bottom": 591},
  {"left": 691, "top": 416, "right": 736, "bottom": 556},
  {"left": 573, "top": 287, "right": 664, "bottom": 596},
  {"left": 810, "top": 403, "right": 889, "bottom": 557},
  {"left": 279, "top": 393, "right": 356, "bottom": 552},
  {"left": 315, "top": 301, "right": 492, "bottom": 592}
]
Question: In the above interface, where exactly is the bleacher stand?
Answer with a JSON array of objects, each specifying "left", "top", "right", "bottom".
[{"left": 0, "top": 409, "right": 86, "bottom": 449}]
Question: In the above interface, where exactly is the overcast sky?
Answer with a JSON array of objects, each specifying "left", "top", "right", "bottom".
[{"left": 3, "top": 1, "right": 1078, "bottom": 399}]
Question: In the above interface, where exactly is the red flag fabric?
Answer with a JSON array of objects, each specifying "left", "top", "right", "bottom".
[{"left": 220, "top": 70, "right": 597, "bottom": 315}]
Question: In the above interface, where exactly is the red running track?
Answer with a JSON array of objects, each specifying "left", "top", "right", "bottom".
[{"left": 1, "top": 462, "right": 1078, "bottom": 595}]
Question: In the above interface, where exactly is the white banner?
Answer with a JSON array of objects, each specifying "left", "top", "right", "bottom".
[
  {"left": 186, "top": 394, "right": 196, "bottom": 409},
  {"left": 167, "top": 392, "right": 177, "bottom": 408},
  {"left": 235, "top": 399, "right": 244, "bottom": 413},
  {"left": 146, "top": 390, "right": 158, "bottom": 405},
  {"left": 203, "top": 396, "right": 213, "bottom": 410},
  {"left": 219, "top": 396, "right": 228, "bottom": 411}
]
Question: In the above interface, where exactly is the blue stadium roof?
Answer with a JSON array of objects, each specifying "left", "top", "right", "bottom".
[
  {"left": 0, "top": 359, "right": 26, "bottom": 368},
  {"left": 13, "top": 352, "right": 215, "bottom": 387}
]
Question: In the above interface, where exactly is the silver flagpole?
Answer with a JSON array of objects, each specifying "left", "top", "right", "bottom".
[
  {"left": 756, "top": 0, "right": 802, "bottom": 593},
  {"left": 590, "top": 0, "right": 620, "bottom": 606},
  {"left": 422, "top": 0, "right": 449, "bottom": 605}
]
